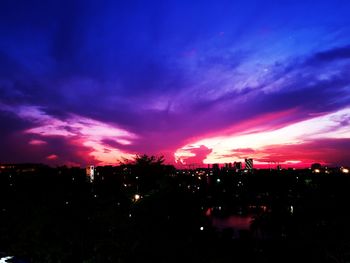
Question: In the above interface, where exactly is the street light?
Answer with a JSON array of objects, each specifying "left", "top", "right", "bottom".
[
  {"left": 341, "top": 168, "right": 349, "bottom": 174},
  {"left": 134, "top": 194, "right": 141, "bottom": 202}
]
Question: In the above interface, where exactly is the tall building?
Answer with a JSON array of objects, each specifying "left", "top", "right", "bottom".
[
  {"left": 86, "top": 165, "right": 95, "bottom": 182},
  {"left": 245, "top": 158, "right": 253, "bottom": 170},
  {"left": 212, "top": 163, "right": 219, "bottom": 170},
  {"left": 234, "top": 162, "right": 242, "bottom": 170}
]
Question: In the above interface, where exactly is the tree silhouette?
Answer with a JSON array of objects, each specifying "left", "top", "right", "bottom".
[
  {"left": 121, "top": 154, "right": 169, "bottom": 193},
  {"left": 134, "top": 154, "right": 165, "bottom": 166}
]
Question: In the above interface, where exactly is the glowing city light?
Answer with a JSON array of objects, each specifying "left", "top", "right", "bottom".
[
  {"left": 86, "top": 165, "right": 95, "bottom": 182},
  {"left": 342, "top": 168, "right": 349, "bottom": 174},
  {"left": 134, "top": 194, "right": 141, "bottom": 202},
  {"left": 0, "top": 257, "right": 13, "bottom": 263}
]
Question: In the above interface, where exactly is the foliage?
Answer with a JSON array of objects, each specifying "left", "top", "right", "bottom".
[{"left": 120, "top": 154, "right": 173, "bottom": 193}]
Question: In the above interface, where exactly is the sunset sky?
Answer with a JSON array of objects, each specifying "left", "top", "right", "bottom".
[{"left": 0, "top": 0, "right": 350, "bottom": 168}]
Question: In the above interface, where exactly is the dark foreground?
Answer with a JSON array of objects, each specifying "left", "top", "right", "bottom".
[{"left": 1, "top": 163, "right": 350, "bottom": 263}]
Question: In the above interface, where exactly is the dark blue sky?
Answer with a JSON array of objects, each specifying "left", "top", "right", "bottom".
[{"left": 0, "top": 0, "right": 350, "bottom": 167}]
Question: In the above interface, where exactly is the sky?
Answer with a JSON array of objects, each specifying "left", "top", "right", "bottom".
[{"left": 0, "top": 0, "right": 350, "bottom": 168}]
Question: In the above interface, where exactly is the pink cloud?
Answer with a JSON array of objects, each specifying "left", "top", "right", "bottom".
[
  {"left": 46, "top": 154, "right": 58, "bottom": 160},
  {"left": 175, "top": 108, "right": 350, "bottom": 167},
  {"left": 1, "top": 104, "right": 137, "bottom": 165},
  {"left": 175, "top": 145, "right": 212, "bottom": 165},
  {"left": 28, "top": 139, "right": 47, "bottom": 145}
]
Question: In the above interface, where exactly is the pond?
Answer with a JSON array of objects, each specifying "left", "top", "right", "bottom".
[
  {"left": 211, "top": 214, "right": 254, "bottom": 231},
  {"left": 206, "top": 207, "right": 256, "bottom": 238}
]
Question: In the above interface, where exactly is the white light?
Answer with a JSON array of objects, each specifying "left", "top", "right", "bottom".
[
  {"left": 0, "top": 257, "right": 13, "bottom": 263},
  {"left": 134, "top": 194, "right": 140, "bottom": 201},
  {"left": 87, "top": 165, "right": 95, "bottom": 182},
  {"left": 342, "top": 168, "right": 349, "bottom": 174},
  {"left": 314, "top": 169, "right": 320, "bottom": 173},
  {"left": 200, "top": 226, "right": 204, "bottom": 231},
  {"left": 216, "top": 178, "right": 221, "bottom": 183}
]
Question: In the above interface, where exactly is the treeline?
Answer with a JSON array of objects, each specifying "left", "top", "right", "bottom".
[{"left": 1, "top": 159, "right": 350, "bottom": 262}]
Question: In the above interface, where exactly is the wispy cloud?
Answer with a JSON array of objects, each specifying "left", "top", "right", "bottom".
[
  {"left": 175, "top": 108, "right": 350, "bottom": 166},
  {"left": 0, "top": 103, "right": 137, "bottom": 165}
]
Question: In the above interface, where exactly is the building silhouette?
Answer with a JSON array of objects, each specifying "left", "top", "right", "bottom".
[
  {"left": 234, "top": 162, "right": 242, "bottom": 171},
  {"left": 245, "top": 158, "right": 253, "bottom": 170}
]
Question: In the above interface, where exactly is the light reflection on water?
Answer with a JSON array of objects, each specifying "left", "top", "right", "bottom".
[
  {"left": 211, "top": 214, "right": 253, "bottom": 231},
  {"left": 206, "top": 207, "right": 255, "bottom": 231}
]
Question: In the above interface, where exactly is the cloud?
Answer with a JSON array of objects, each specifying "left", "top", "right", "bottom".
[
  {"left": 0, "top": 1, "right": 350, "bottom": 166},
  {"left": 175, "top": 145, "right": 212, "bottom": 165},
  {"left": 29, "top": 139, "right": 47, "bottom": 145},
  {"left": 256, "top": 138, "right": 350, "bottom": 167},
  {"left": 0, "top": 103, "right": 137, "bottom": 165},
  {"left": 309, "top": 45, "right": 350, "bottom": 63},
  {"left": 175, "top": 108, "right": 350, "bottom": 166},
  {"left": 46, "top": 154, "right": 58, "bottom": 160},
  {"left": 231, "top": 148, "right": 256, "bottom": 155}
]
